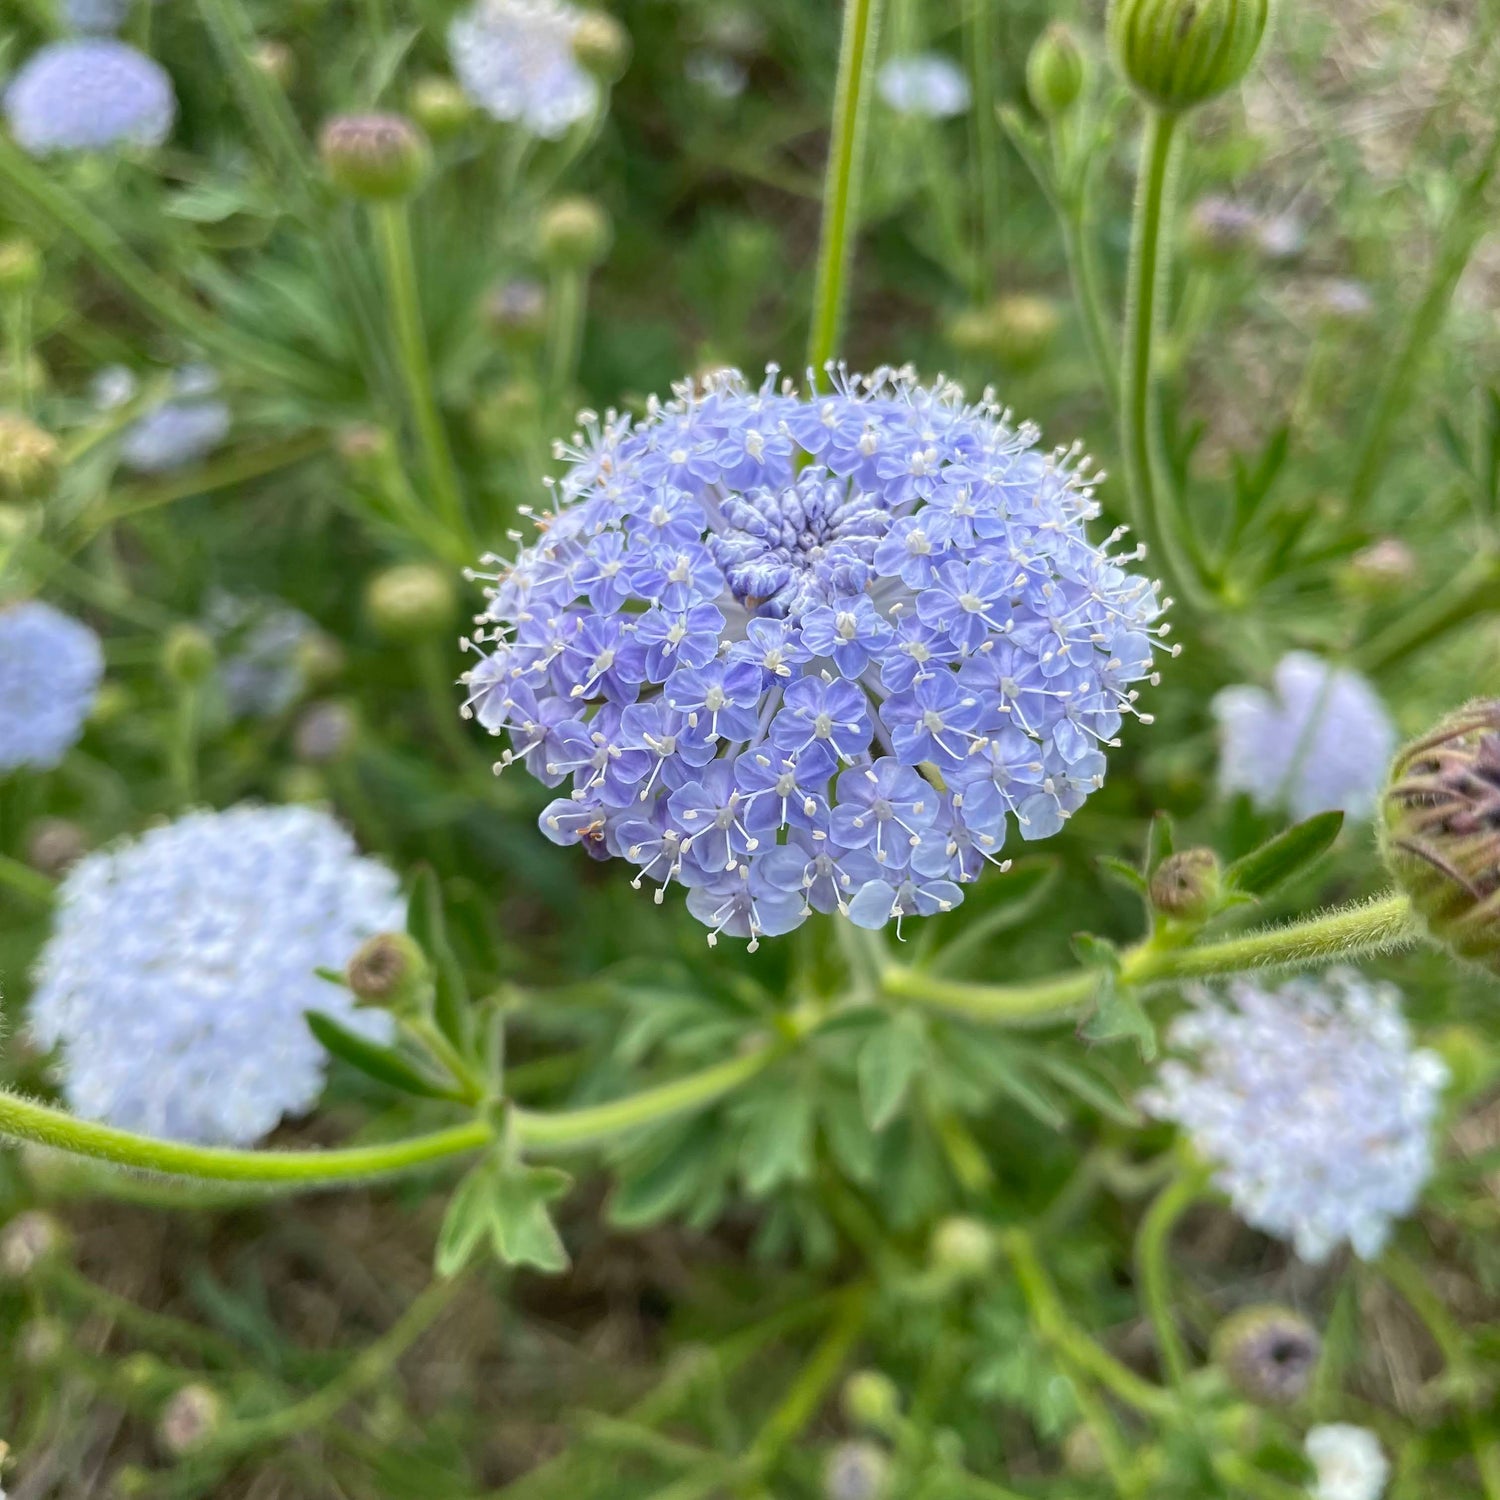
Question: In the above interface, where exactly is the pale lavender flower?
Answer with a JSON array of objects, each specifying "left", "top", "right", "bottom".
[
  {"left": 0, "top": 601, "right": 103, "bottom": 772},
  {"left": 120, "top": 366, "right": 229, "bottom": 473},
  {"left": 462, "top": 365, "right": 1164, "bottom": 947},
  {"left": 876, "top": 54, "right": 971, "bottom": 118},
  {"left": 1141, "top": 970, "right": 1447, "bottom": 1263},
  {"left": 29, "top": 806, "right": 402, "bottom": 1145},
  {"left": 449, "top": 0, "right": 598, "bottom": 138},
  {"left": 4, "top": 39, "right": 174, "bottom": 155},
  {"left": 1212, "top": 651, "right": 1395, "bottom": 822}
]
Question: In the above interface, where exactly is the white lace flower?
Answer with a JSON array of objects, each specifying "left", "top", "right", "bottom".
[{"left": 449, "top": 0, "right": 599, "bottom": 138}]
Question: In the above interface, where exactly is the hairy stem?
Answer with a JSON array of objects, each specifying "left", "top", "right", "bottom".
[{"left": 806, "top": 0, "right": 885, "bottom": 378}]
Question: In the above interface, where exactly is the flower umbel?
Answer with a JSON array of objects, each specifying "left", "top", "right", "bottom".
[
  {"left": 1212, "top": 651, "right": 1395, "bottom": 822},
  {"left": 1141, "top": 970, "right": 1447, "bottom": 1263},
  {"left": 462, "top": 366, "right": 1164, "bottom": 947},
  {"left": 29, "top": 806, "right": 403, "bottom": 1145},
  {"left": 3, "top": 39, "right": 175, "bottom": 156},
  {"left": 0, "top": 601, "right": 103, "bottom": 773}
]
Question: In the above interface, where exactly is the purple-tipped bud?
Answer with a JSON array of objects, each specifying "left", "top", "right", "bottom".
[
  {"left": 26, "top": 817, "right": 88, "bottom": 878},
  {"left": 319, "top": 112, "right": 430, "bottom": 200},
  {"left": 1211, "top": 1305, "right": 1320, "bottom": 1406},
  {"left": 1382, "top": 701, "right": 1500, "bottom": 973},
  {"left": 823, "top": 1441, "right": 890, "bottom": 1500}
]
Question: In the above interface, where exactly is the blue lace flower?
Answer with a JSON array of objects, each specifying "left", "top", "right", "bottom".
[
  {"left": 876, "top": 54, "right": 971, "bottom": 119},
  {"left": 462, "top": 366, "right": 1164, "bottom": 947},
  {"left": 0, "top": 601, "right": 103, "bottom": 773},
  {"left": 1140, "top": 969, "right": 1448, "bottom": 1263},
  {"left": 4, "top": 39, "right": 174, "bottom": 155},
  {"left": 28, "top": 806, "right": 403, "bottom": 1145},
  {"left": 449, "top": 0, "right": 598, "bottom": 138},
  {"left": 120, "top": 367, "right": 230, "bottom": 474},
  {"left": 1213, "top": 651, "right": 1395, "bottom": 822}
]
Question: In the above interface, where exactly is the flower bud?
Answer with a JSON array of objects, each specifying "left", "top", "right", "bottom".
[
  {"left": 319, "top": 112, "right": 431, "bottom": 200},
  {"left": 293, "top": 699, "right": 357, "bottom": 764},
  {"left": 410, "top": 75, "right": 472, "bottom": 139},
  {"left": 572, "top": 10, "right": 631, "bottom": 79},
  {"left": 1381, "top": 702, "right": 1500, "bottom": 972},
  {"left": 251, "top": 40, "right": 295, "bottom": 88},
  {"left": 296, "top": 631, "right": 346, "bottom": 689},
  {"left": 841, "top": 1369, "right": 900, "bottom": 1432},
  {"left": 119, "top": 1352, "right": 168, "bottom": 1394},
  {"left": 161, "top": 622, "right": 216, "bottom": 686},
  {"left": 0, "top": 237, "right": 42, "bottom": 297},
  {"left": 0, "top": 412, "right": 59, "bottom": 500},
  {"left": 1107, "top": 0, "right": 1270, "bottom": 114},
  {"left": 1061, "top": 1423, "right": 1105, "bottom": 1477},
  {"left": 157, "top": 1383, "right": 224, "bottom": 1456},
  {"left": 1149, "top": 847, "right": 1222, "bottom": 922},
  {"left": 1338, "top": 538, "right": 1417, "bottom": 602},
  {"left": 945, "top": 297, "right": 1058, "bottom": 372},
  {"left": 823, "top": 1441, "right": 890, "bottom": 1500},
  {"left": 1026, "top": 23, "right": 1086, "bottom": 119},
  {"left": 928, "top": 1215, "right": 995, "bottom": 1280},
  {"left": 20, "top": 1318, "right": 65, "bottom": 1369},
  {"left": 1211, "top": 1305, "right": 1320, "bottom": 1406},
  {"left": 537, "top": 196, "right": 612, "bottom": 270},
  {"left": 1429, "top": 1023, "right": 1493, "bottom": 1101},
  {"left": 347, "top": 930, "right": 429, "bottom": 1009},
  {"left": 484, "top": 278, "right": 548, "bottom": 346},
  {"left": 366, "top": 562, "right": 457, "bottom": 641},
  {"left": 0, "top": 1211, "right": 66, "bottom": 1280},
  {"left": 26, "top": 816, "right": 88, "bottom": 878}
]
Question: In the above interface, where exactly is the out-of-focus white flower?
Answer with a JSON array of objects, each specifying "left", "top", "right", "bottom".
[
  {"left": 685, "top": 51, "right": 747, "bottom": 100},
  {"left": 1306, "top": 1425, "right": 1388, "bottom": 1500},
  {"left": 876, "top": 53, "right": 971, "bottom": 118},
  {"left": 449, "top": 0, "right": 599, "bottom": 138},
  {"left": 1212, "top": 651, "right": 1396, "bottom": 821},
  {"left": 4, "top": 39, "right": 174, "bottom": 155},
  {"left": 90, "top": 364, "right": 138, "bottom": 412}
]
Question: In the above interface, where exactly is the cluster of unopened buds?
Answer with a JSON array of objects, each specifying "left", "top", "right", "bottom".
[{"left": 462, "top": 365, "right": 1168, "bottom": 947}]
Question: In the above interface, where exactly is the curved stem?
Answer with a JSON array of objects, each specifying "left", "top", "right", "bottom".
[
  {"left": 883, "top": 893, "right": 1415, "bottom": 1024},
  {"left": 806, "top": 0, "right": 885, "bottom": 379},
  {"left": 1135, "top": 1162, "right": 1210, "bottom": 1390},
  {"left": 1119, "top": 107, "right": 1207, "bottom": 611}
]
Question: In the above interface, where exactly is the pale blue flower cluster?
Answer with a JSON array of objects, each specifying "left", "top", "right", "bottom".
[
  {"left": 120, "top": 367, "right": 230, "bottom": 474},
  {"left": 3, "top": 39, "right": 174, "bottom": 155},
  {"left": 29, "top": 806, "right": 403, "bottom": 1146},
  {"left": 1212, "top": 651, "right": 1395, "bottom": 822},
  {"left": 462, "top": 366, "right": 1163, "bottom": 947},
  {"left": 876, "top": 54, "right": 971, "bottom": 119},
  {"left": 449, "top": 0, "right": 598, "bottom": 138},
  {"left": 1141, "top": 969, "right": 1448, "bottom": 1263},
  {"left": 0, "top": 601, "right": 103, "bottom": 773}
]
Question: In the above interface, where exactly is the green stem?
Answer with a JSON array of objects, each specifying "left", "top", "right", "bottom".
[
  {"left": 168, "top": 682, "right": 202, "bottom": 807},
  {"left": 371, "top": 201, "right": 468, "bottom": 545},
  {"left": 0, "top": 1038, "right": 790, "bottom": 1185},
  {"left": 545, "top": 267, "right": 586, "bottom": 410},
  {"left": 1347, "top": 120, "right": 1500, "bottom": 511},
  {"left": 806, "top": 0, "right": 885, "bottom": 378},
  {"left": 0, "top": 853, "right": 55, "bottom": 907},
  {"left": 1355, "top": 549, "right": 1500, "bottom": 675},
  {"left": 1135, "top": 1162, "right": 1210, "bottom": 1390},
  {"left": 882, "top": 893, "right": 1416, "bottom": 1024},
  {"left": 1119, "top": 108, "right": 1206, "bottom": 611},
  {"left": 1060, "top": 193, "right": 1121, "bottom": 416},
  {"left": 965, "top": 0, "right": 1001, "bottom": 296},
  {"left": 6, "top": 289, "right": 32, "bottom": 411}
]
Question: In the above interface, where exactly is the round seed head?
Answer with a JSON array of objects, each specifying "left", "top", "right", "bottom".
[{"left": 1211, "top": 1305, "right": 1320, "bottom": 1406}]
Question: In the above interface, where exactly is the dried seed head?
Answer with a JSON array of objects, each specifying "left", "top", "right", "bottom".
[
  {"left": 347, "top": 930, "right": 429, "bottom": 1010},
  {"left": 1211, "top": 1305, "right": 1320, "bottom": 1406},
  {"left": 1382, "top": 701, "right": 1500, "bottom": 972},
  {"left": 1149, "top": 847, "right": 1221, "bottom": 922}
]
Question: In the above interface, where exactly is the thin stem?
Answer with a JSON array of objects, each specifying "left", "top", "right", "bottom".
[
  {"left": 6, "top": 288, "right": 33, "bottom": 411},
  {"left": 1348, "top": 119, "right": 1500, "bottom": 511},
  {"left": 545, "top": 267, "right": 586, "bottom": 409},
  {"left": 1356, "top": 549, "right": 1500, "bottom": 675},
  {"left": 371, "top": 201, "right": 468, "bottom": 545},
  {"left": 806, "top": 0, "right": 885, "bottom": 378},
  {"left": 1119, "top": 108, "right": 1207, "bottom": 611},
  {"left": 1060, "top": 195, "right": 1120, "bottom": 416},
  {"left": 882, "top": 893, "right": 1416, "bottom": 1025},
  {"left": 167, "top": 680, "right": 202, "bottom": 807},
  {"left": 965, "top": 0, "right": 1001, "bottom": 295},
  {"left": 1135, "top": 1162, "right": 1210, "bottom": 1390}
]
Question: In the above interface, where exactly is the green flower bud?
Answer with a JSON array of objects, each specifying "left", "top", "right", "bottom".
[
  {"left": 366, "top": 561, "right": 457, "bottom": 641},
  {"left": 113, "top": 1465, "right": 153, "bottom": 1499},
  {"left": 945, "top": 297, "right": 1059, "bottom": 372},
  {"left": 1382, "top": 702, "right": 1500, "bottom": 972},
  {"left": 296, "top": 631, "right": 346, "bottom": 689},
  {"left": 1429, "top": 1024, "right": 1492, "bottom": 1102},
  {"left": 1061, "top": 1423, "right": 1105, "bottom": 1477},
  {"left": 1026, "top": 23, "right": 1086, "bottom": 119},
  {"left": 319, "top": 113, "right": 431, "bottom": 200},
  {"left": 0, "top": 237, "right": 41, "bottom": 297},
  {"left": 25, "top": 816, "right": 88, "bottom": 878},
  {"left": 161, "top": 623, "right": 216, "bottom": 686},
  {"left": 0, "top": 1211, "right": 66, "bottom": 1280},
  {"left": 337, "top": 423, "right": 396, "bottom": 474},
  {"left": 1211, "top": 1305, "right": 1319, "bottom": 1407},
  {"left": 1149, "top": 847, "right": 1222, "bottom": 921},
  {"left": 572, "top": 9, "right": 631, "bottom": 79},
  {"left": 157, "top": 1384, "right": 224, "bottom": 1456},
  {"left": 537, "top": 196, "right": 613, "bottom": 270},
  {"left": 410, "top": 75, "right": 472, "bottom": 139},
  {"left": 274, "top": 765, "right": 328, "bottom": 804},
  {"left": 1107, "top": 0, "right": 1271, "bottom": 115},
  {"left": 0, "top": 411, "right": 59, "bottom": 500},
  {"left": 841, "top": 1369, "right": 901, "bottom": 1432},
  {"left": 929, "top": 1215, "right": 995, "bottom": 1280},
  {"left": 347, "top": 930, "right": 430, "bottom": 1010},
  {"left": 119, "top": 1352, "right": 168, "bottom": 1394},
  {"left": 251, "top": 40, "right": 296, "bottom": 89}
]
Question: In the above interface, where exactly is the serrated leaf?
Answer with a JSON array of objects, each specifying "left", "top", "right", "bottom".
[
  {"left": 820, "top": 1086, "right": 878, "bottom": 1185},
  {"left": 1080, "top": 974, "right": 1157, "bottom": 1060},
  {"left": 435, "top": 1164, "right": 494, "bottom": 1277},
  {"left": 491, "top": 1162, "right": 572, "bottom": 1273},
  {"left": 305, "top": 1012, "right": 461, "bottom": 1101},
  {"left": 1071, "top": 932, "right": 1122, "bottom": 974},
  {"left": 857, "top": 1010, "right": 928, "bottom": 1130},
  {"left": 736, "top": 1082, "right": 815, "bottom": 1196},
  {"left": 608, "top": 1120, "right": 718, "bottom": 1228},
  {"left": 1225, "top": 811, "right": 1344, "bottom": 897}
]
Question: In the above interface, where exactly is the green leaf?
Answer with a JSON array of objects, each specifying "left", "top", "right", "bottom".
[
  {"left": 407, "top": 867, "right": 472, "bottom": 1053},
  {"left": 1080, "top": 974, "right": 1157, "bottom": 1061},
  {"left": 735, "top": 1081, "right": 815, "bottom": 1195},
  {"left": 1097, "top": 855, "right": 1148, "bottom": 895},
  {"left": 435, "top": 1164, "right": 495, "bottom": 1278},
  {"left": 305, "top": 1012, "right": 462, "bottom": 1101},
  {"left": 857, "top": 1009, "right": 928, "bottom": 1130},
  {"left": 1071, "top": 932, "right": 1122, "bottom": 974},
  {"left": 1032, "top": 1053, "right": 1142, "bottom": 1128},
  {"left": 609, "top": 1119, "right": 726, "bottom": 1229},
  {"left": 1145, "top": 812, "right": 1175, "bottom": 876},
  {"left": 491, "top": 1162, "right": 572, "bottom": 1273},
  {"left": 1225, "top": 811, "right": 1344, "bottom": 897},
  {"left": 820, "top": 1087, "right": 878, "bottom": 1185}
]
